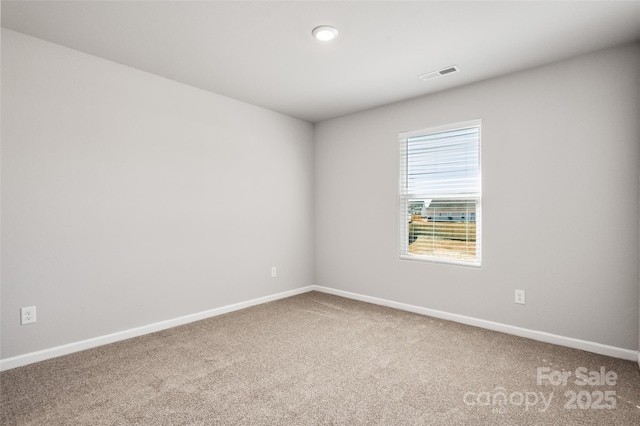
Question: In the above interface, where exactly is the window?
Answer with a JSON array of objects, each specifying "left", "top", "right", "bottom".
[{"left": 399, "top": 120, "right": 481, "bottom": 266}]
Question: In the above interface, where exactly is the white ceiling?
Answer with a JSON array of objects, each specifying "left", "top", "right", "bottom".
[{"left": 2, "top": 1, "right": 640, "bottom": 123}]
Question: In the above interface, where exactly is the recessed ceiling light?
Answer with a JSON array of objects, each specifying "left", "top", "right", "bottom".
[{"left": 312, "top": 26, "right": 339, "bottom": 42}]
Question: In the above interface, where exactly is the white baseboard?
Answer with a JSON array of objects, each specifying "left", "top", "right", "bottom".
[
  {"left": 2, "top": 284, "right": 637, "bottom": 371},
  {"left": 0, "top": 286, "right": 314, "bottom": 371},
  {"left": 311, "top": 285, "right": 639, "bottom": 362}
]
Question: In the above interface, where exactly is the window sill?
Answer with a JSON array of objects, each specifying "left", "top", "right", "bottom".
[{"left": 399, "top": 254, "right": 481, "bottom": 268}]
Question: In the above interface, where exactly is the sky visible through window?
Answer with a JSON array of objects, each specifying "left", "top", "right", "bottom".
[{"left": 407, "top": 127, "right": 480, "bottom": 197}]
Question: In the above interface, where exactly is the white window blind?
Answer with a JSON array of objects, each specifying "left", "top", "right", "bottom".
[{"left": 399, "top": 120, "right": 481, "bottom": 266}]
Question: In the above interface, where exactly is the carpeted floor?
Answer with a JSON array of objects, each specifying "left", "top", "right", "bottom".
[{"left": 1, "top": 291, "right": 640, "bottom": 425}]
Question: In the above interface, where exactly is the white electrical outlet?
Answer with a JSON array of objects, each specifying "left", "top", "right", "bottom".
[
  {"left": 21, "top": 306, "right": 37, "bottom": 325},
  {"left": 271, "top": 266, "right": 277, "bottom": 278},
  {"left": 515, "top": 290, "right": 526, "bottom": 305}
]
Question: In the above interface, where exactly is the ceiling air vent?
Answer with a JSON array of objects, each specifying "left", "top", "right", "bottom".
[{"left": 419, "top": 65, "right": 459, "bottom": 81}]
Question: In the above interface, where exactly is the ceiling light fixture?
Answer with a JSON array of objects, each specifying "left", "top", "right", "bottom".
[{"left": 312, "top": 26, "right": 338, "bottom": 42}]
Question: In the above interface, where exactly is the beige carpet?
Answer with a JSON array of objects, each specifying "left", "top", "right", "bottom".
[{"left": 1, "top": 291, "right": 640, "bottom": 425}]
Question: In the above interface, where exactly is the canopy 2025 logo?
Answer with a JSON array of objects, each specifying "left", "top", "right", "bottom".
[{"left": 537, "top": 366, "right": 617, "bottom": 410}]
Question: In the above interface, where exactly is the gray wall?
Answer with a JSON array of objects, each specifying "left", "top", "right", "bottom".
[
  {"left": 1, "top": 29, "right": 315, "bottom": 359},
  {"left": 2, "top": 28, "right": 639, "bottom": 361},
  {"left": 315, "top": 43, "right": 640, "bottom": 351}
]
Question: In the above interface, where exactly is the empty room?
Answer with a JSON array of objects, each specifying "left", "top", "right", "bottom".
[{"left": 1, "top": 1, "right": 640, "bottom": 424}]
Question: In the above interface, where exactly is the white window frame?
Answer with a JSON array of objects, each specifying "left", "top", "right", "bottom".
[{"left": 398, "top": 119, "right": 482, "bottom": 267}]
